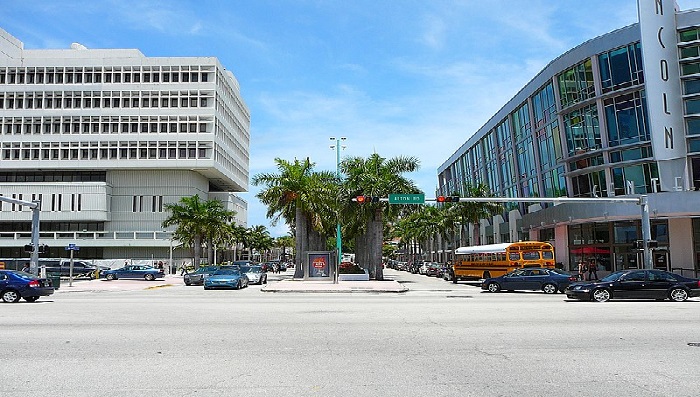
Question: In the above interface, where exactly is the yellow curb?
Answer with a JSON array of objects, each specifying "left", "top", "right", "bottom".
[{"left": 144, "top": 284, "right": 174, "bottom": 290}]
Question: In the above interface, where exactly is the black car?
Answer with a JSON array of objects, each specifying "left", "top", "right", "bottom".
[
  {"left": 565, "top": 269, "right": 700, "bottom": 302},
  {"left": 0, "top": 270, "right": 55, "bottom": 303},
  {"left": 482, "top": 268, "right": 577, "bottom": 294}
]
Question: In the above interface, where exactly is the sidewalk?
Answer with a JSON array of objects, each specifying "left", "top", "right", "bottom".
[
  {"left": 54, "top": 274, "right": 181, "bottom": 293},
  {"left": 261, "top": 279, "right": 407, "bottom": 293}
]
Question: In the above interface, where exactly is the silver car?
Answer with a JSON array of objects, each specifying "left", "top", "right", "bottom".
[
  {"left": 240, "top": 265, "right": 267, "bottom": 285},
  {"left": 183, "top": 266, "right": 220, "bottom": 286}
]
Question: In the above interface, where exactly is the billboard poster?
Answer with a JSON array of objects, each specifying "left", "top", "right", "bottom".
[{"left": 308, "top": 252, "right": 331, "bottom": 278}]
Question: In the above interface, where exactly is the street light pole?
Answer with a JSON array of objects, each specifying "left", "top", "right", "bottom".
[{"left": 330, "top": 137, "right": 346, "bottom": 284}]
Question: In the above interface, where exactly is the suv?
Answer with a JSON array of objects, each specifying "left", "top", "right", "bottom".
[{"left": 43, "top": 260, "right": 102, "bottom": 278}]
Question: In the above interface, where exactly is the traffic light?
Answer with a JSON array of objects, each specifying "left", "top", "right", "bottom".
[
  {"left": 354, "top": 196, "right": 380, "bottom": 203},
  {"left": 436, "top": 195, "right": 460, "bottom": 203},
  {"left": 23, "top": 244, "right": 48, "bottom": 253}
]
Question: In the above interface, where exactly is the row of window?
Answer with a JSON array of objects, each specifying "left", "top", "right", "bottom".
[
  {"left": 1, "top": 120, "right": 210, "bottom": 135},
  {"left": 0, "top": 171, "right": 106, "bottom": 183},
  {"left": 132, "top": 196, "right": 164, "bottom": 213},
  {"left": 0, "top": 68, "right": 211, "bottom": 85},
  {"left": 0, "top": 193, "right": 81, "bottom": 212},
  {"left": 1, "top": 143, "right": 212, "bottom": 161},
  {"left": 0, "top": 95, "right": 210, "bottom": 110}
]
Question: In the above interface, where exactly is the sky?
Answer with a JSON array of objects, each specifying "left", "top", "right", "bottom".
[{"left": 3, "top": 0, "right": 700, "bottom": 237}]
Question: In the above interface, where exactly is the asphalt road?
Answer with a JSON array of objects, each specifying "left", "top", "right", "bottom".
[{"left": 2, "top": 269, "right": 699, "bottom": 397}]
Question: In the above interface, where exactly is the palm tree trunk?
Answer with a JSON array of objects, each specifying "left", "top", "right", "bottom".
[
  {"left": 370, "top": 207, "right": 384, "bottom": 280},
  {"left": 193, "top": 234, "right": 202, "bottom": 271},
  {"left": 293, "top": 206, "right": 305, "bottom": 278}
]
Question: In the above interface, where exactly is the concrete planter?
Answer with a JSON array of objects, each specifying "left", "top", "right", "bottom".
[{"left": 338, "top": 271, "right": 369, "bottom": 281}]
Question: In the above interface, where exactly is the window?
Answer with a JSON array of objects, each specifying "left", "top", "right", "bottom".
[
  {"left": 599, "top": 43, "right": 644, "bottom": 93},
  {"left": 604, "top": 90, "right": 650, "bottom": 147}
]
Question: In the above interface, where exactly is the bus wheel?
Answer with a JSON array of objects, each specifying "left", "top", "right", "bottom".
[{"left": 487, "top": 282, "right": 501, "bottom": 293}]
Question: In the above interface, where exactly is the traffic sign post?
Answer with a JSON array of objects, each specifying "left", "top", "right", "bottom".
[{"left": 65, "top": 243, "right": 80, "bottom": 287}]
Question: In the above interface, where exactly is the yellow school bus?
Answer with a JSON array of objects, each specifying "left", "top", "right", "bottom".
[{"left": 452, "top": 241, "right": 555, "bottom": 283}]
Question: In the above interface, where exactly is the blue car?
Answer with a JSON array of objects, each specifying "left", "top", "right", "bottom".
[
  {"left": 203, "top": 268, "right": 249, "bottom": 290},
  {"left": 102, "top": 265, "right": 164, "bottom": 281},
  {"left": 0, "top": 270, "right": 55, "bottom": 303},
  {"left": 481, "top": 267, "right": 577, "bottom": 294}
]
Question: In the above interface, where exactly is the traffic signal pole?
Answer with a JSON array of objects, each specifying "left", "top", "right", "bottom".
[{"left": 0, "top": 196, "right": 41, "bottom": 275}]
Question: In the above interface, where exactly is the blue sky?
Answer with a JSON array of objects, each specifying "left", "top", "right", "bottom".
[{"left": 3, "top": 0, "right": 700, "bottom": 237}]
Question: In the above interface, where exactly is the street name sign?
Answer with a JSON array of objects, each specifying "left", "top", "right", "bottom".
[{"left": 388, "top": 193, "right": 425, "bottom": 204}]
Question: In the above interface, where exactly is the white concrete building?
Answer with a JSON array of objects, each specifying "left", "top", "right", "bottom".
[{"left": 0, "top": 28, "right": 249, "bottom": 261}]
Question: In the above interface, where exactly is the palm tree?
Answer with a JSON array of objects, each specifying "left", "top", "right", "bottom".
[
  {"left": 247, "top": 225, "right": 274, "bottom": 262},
  {"left": 275, "top": 235, "right": 295, "bottom": 263},
  {"left": 162, "top": 195, "right": 235, "bottom": 270},
  {"left": 252, "top": 158, "right": 338, "bottom": 278},
  {"left": 341, "top": 153, "right": 420, "bottom": 280}
]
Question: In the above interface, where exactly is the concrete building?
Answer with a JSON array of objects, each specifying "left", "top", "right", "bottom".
[
  {"left": 437, "top": 1, "right": 700, "bottom": 276},
  {"left": 0, "top": 27, "right": 250, "bottom": 262}
]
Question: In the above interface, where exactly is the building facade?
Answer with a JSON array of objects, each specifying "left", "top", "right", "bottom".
[
  {"left": 0, "top": 28, "right": 250, "bottom": 262},
  {"left": 437, "top": 0, "right": 700, "bottom": 276}
]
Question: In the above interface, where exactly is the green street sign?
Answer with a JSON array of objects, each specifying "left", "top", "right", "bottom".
[{"left": 388, "top": 193, "right": 425, "bottom": 204}]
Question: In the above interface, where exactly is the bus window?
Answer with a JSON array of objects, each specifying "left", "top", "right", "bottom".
[
  {"left": 542, "top": 251, "right": 554, "bottom": 260},
  {"left": 509, "top": 253, "right": 520, "bottom": 261},
  {"left": 522, "top": 251, "right": 540, "bottom": 260}
]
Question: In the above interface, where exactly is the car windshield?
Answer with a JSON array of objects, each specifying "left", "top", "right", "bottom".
[
  {"left": 600, "top": 271, "right": 626, "bottom": 282},
  {"left": 244, "top": 266, "right": 261, "bottom": 273},
  {"left": 214, "top": 269, "right": 240, "bottom": 276},
  {"left": 196, "top": 266, "right": 218, "bottom": 274}
]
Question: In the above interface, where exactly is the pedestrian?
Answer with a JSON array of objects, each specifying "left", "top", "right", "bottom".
[
  {"left": 157, "top": 261, "right": 164, "bottom": 272},
  {"left": 21, "top": 262, "right": 30, "bottom": 273},
  {"left": 588, "top": 260, "right": 598, "bottom": 281},
  {"left": 577, "top": 261, "right": 585, "bottom": 281}
]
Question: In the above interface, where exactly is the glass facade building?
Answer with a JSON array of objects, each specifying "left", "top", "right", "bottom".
[{"left": 437, "top": 2, "right": 700, "bottom": 277}]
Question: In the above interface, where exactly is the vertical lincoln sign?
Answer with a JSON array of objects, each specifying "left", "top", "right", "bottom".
[{"left": 638, "top": 0, "right": 688, "bottom": 191}]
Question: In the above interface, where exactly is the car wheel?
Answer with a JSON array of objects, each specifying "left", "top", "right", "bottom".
[
  {"left": 542, "top": 283, "right": 558, "bottom": 294},
  {"left": 487, "top": 282, "right": 501, "bottom": 293},
  {"left": 235, "top": 280, "right": 241, "bottom": 290},
  {"left": 24, "top": 296, "right": 38, "bottom": 302},
  {"left": 669, "top": 288, "right": 689, "bottom": 302},
  {"left": 144, "top": 274, "right": 155, "bottom": 281},
  {"left": 184, "top": 280, "right": 191, "bottom": 286},
  {"left": 106, "top": 274, "right": 116, "bottom": 280},
  {"left": 2, "top": 290, "right": 21, "bottom": 303},
  {"left": 591, "top": 288, "right": 610, "bottom": 302}
]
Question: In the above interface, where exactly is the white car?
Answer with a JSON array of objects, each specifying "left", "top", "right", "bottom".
[{"left": 240, "top": 265, "right": 267, "bottom": 285}]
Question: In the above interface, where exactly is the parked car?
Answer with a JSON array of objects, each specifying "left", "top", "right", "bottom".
[
  {"left": 426, "top": 262, "right": 441, "bottom": 276},
  {"left": 436, "top": 263, "right": 450, "bottom": 279},
  {"left": 0, "top": 269, "right": 55, "bottom": 303},
  {"left": 481, "top": 268, "right": 577, "bottom": 294},
  {"left": 102, "top": 265, "right": 164, "bottom": 281},
  {"left": 183, "top": 266, "right": 220, "bottom": 286},
  {"left": 44, "top": 260, "right": 110, "bottom": 279},
  {"left": 203, "top": 268, "right": 249, "bottom": 290},
  {"left": 240, "top": 265, "right": 267, "bottom": 285},
  {"left": 565, "top": 269, "right": 700, "bottom": 302}
]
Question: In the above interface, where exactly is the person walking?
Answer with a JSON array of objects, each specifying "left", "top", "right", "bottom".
[
  {"left": 588, "top": 260, "right": 598, "bottom": 281},
  {"left": 577, "top": 261, "right": 586, "bottom": 281}
]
